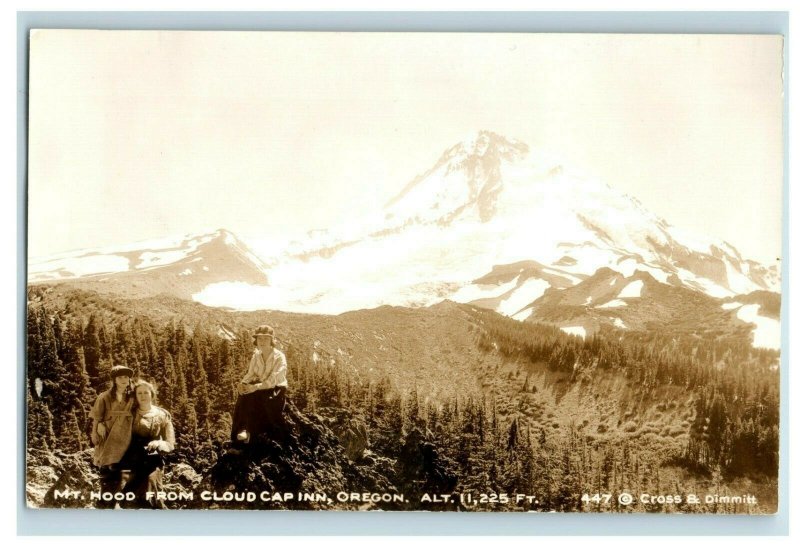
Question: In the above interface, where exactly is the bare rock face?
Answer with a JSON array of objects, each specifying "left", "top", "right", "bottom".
[
  {"left": 26, "top": 464, "right": 59, "bottom": 507},
  {"left": 41, "top": 451, "right": 97, "bottom": 508}
]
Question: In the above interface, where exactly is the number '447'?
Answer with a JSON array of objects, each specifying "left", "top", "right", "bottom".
[{"left": 581, "top": 493, "right": 612, "bottom": 504}]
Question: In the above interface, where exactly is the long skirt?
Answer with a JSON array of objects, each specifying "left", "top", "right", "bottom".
[
  {"left": 120, "top": 440, "right": 167, "bottom": 509},
  {"left": 95, "top": 464, "right": 124, "bottom": 509},
  {"left": 231, "top": 386, "right": 287, "bottom": 444}
]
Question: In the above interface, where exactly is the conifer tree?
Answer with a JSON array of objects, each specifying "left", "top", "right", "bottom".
[
  {"left": 26, "top": 308, "right": 42, "bottom": 398},
  {"left": 98, "top": 323, "right": 113, "bottom": 361},
  {"left": 60, "top": 318, "right": 91, "bottom": 410},
  {"left": 173, "top": 359, "right": 190, "bottom": 424},
  {"left": 83, "top": 314, "right": 103, "bottom": 392},
  {"left": 194, "top": 359, "right": 212, "bottom": 439},
  {"left": 154, "top": 345, "right": 176, "bottom": 410},
  {"left": 27, "top": 394, "right": 56, "bottom": 451},
  {"left": 36, "top": 308, "right": 67, "bottom": 406}
]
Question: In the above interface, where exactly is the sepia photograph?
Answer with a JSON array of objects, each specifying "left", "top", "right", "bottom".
[{"left": 25, "top": 30, "right": 783, "bottom": 513}]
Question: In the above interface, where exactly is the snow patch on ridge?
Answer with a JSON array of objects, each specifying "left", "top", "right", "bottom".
[
  {"left": 560, "top": 326, "right": 586, "bottom": 339},
  {"left": 496, "top": 278, "right": 550, "bottom": 316},
  {"left": 597, "top": 299, "right": 627, "bottom": 308},
  {"left": 618, "top": 280, "right": 644, "bottom": 298},
  {"left": 541, "top": 267, "right": 583, "bottom": 284},
  {"left": 677, "top": 269, "right": 734, "bottom": 298},
  {"left": 139, "top": 250, "right": 190, "bottom": 269},
  {"left": 724, "top": 258, "right": 760, "bottom": 294},
  {"left": 512, "top": 308, "right": 534, "bottom": 321},
  {"left": 736, "top": 304, "right": 781, "bottom": 350},
  {"left": 29, "top": 255, "right": 130, "bottom": 278},
  {"left": 450, "top": 276, "right": 520, "bottom": 304}
]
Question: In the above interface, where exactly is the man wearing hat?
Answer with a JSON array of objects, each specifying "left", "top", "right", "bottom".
[
  {"left": 231, "top": 325, "right": 288, "bottom": 446},
  {"left": 89, "top": 364, "right": 135, "bottom": 507}
]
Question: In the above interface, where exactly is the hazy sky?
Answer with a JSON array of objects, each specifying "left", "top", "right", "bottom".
[{"left": 28, "top": 31, "right": 783, "bottom": 264}]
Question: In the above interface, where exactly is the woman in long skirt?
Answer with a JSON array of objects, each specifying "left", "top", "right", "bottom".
[{"left": 89, "top": 365, "right": 134, "bottom": 508}]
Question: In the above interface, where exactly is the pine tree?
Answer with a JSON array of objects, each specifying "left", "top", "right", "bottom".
[
  {"left": 61, "top": 318, "right": 92, "bottom": 410},
  {"left": 27, "top": 394, "right": 56, "bottom": 451},
  {"left": 83, "top": 314, "right": 103, "bottom": 393},
  {"left": 153, "top": 343, "right": 176, "bottom": 409},
  {"left": 173, "top": 359, "right": 190, "bottom": 424},
  {"left": 35, "top": 308, "right": 68, "bottom": 408},
  {"left": 194, "top": 359, "right": 212, "bottom": 439},
  {"left": 507, "top": 418, "right": 518, "bottom": 451},
  {"left": 98, "top": 323, "right": 112, "bottom": 361},
  {"left": 26, "top": 307, "right": 43, "bottom": 399}
]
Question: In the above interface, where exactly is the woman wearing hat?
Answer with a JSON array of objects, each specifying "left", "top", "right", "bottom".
[
  {"left": 231, "top": 325, "right": 288, "bottom": 447},
  {"left": 89, "top": 364, "right": 135, "bottom": 507}
]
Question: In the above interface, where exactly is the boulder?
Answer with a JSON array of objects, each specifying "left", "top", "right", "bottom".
[
  {"left": 42, "top": 452, "right": 96, "bottom": 508},
  {"left": 171, "top": 463, "right": 202, "bottom": 488}
]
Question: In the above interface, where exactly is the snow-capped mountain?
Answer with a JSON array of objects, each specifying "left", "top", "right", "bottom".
[
  {"left": 29, "top": 131, "right": 780, "bottom": 320},
  {"left": 28, "top": 229, "right": 269, "bottom": 300},
  {"left": 196, "top": 130, "right": 779, "bottom": 314}
]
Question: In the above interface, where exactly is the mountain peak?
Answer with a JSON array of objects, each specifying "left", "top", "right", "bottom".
[
  {"left": 447, "top": 130, "right": 529, "bottom": 162},
  {"left": 212, "top": 227, "right": 234, "bottom": 237},
  {"left": 207, "top": 228, "right": 237, "bottom": 245},
  {"left": 384, "top": 131, "right": 529, "bottom": 225},
  {"left": 202, "top": 229, "right": 270, "bottom": 273}
]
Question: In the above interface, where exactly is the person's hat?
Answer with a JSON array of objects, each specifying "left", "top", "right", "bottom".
[
  {"left": 252, "top": 324, "right": 275, "bottom": 343},
  {"left": 110, "top": 365, "right": 134, "bottom": 379}
]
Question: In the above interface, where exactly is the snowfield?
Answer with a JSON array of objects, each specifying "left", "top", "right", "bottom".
[
  {"left": 450, "top": 276, "right": 520, "bottom": 304},
  {"left": 512, "top": 308, "right": 534, "bottom": 321},
  {"left": 29, "top": 254, "right": 130, "bottom": 278},
  {"left": 736, "top": 304, "right": 781, "bottom": 350},
  {"left": 597, "top": 299, "right": 627, "bottom": 308},
  {"left": 618, "top": 280, "right": 644, "bottom": 298},
  {"left": 560, "top": 326, "right": 587, "bottom": 339},
  {"left": 496, "top": 278, "right": 550, "bottom": 316},
  {"left": 28, "top": 230, "right": 241, "bottom": 281}
]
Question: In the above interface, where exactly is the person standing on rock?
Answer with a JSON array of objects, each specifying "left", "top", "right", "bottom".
[
  {"left": 89, "top": 365, "right": 135, "bottom": 508},
  {"left": 120, "top": 380, "right": 175, "bottom": 509},
  {"left": 231, "top": 324, "right": 288, "bottom": 447}
]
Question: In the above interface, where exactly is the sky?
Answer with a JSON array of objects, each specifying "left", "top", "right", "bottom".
[{"left": 28, "top": 31, "right": 784, "bottom": 264}]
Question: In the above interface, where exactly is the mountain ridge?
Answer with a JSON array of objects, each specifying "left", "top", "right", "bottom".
[
  {"left": 28, "top": 132, "right": 780, "bottom": 320},
  {"left": 29, "top": 229, "right": 270, "bottom": 299}
]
